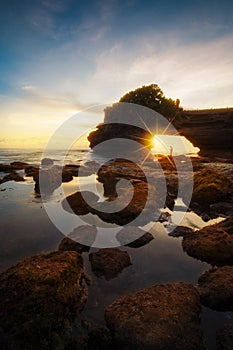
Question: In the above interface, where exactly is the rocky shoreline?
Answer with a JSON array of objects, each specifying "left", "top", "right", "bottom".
[{"left": 0, "top": 151, "right": 233, "bottom": 349}]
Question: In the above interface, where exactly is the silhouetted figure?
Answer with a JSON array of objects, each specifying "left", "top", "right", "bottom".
[{"left": 169, "top": 145, "right": 173, "bottom": 157}]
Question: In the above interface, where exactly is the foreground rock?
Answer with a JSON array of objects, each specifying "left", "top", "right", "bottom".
[
  {"left": 89, "top": 248, "right": 132, "bottom": 280},
  {"left": 182, "top": 217, "right": 233, "bottom": 266},
  {"left": 216, "top": 324, "right": 233, "bottom": 350},
  {"left": 0, "top": 251, "right": 88, "bottom": 350},
  {"left": 105, "top": 282, "right": 204, "bottom": 350},
  {"left": 198, "top": 266, "right": 233, "bottom": 311}
]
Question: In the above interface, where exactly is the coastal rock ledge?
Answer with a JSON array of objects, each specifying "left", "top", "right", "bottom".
[
  {"left": 0, "top": 251, "right": 88, "bottom": 350},
  {"left": 105, "top": 282, "right": 204, "bottom": 350}
]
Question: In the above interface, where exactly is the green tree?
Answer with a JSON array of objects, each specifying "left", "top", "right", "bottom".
[{"left": 119, "top": 84, "right": 182, "bottom": 120}]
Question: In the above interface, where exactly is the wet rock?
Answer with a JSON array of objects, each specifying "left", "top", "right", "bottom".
[
  {"left": 9, "top": 161, "right": 29, "bottom": 170},
  {"left": 210, "top": 202, "right": 233, "bottom": 218},
  {"left": 88, "top": 326, "right": 112, "bottom": 350},
  {"left": 59, "top": 225, "right": 97, "bottom": 253},
  {"left": 33, "top": 168, "right": 62, "bottom": 194},
  {"left": 182, "top": 217, "right": 233, "bottom": 266},
  {"left": 0, "top": 251, "right": 88, "bottom": 350},
  {"left": 62, "top": 191, "right": 99, "bottom": 215},
  {"left": 183, "top": 169, "right": 231, "bottom": 213},
  {"left": 61, "top": 169, "right": 73, "bottom": 182},
  {"left": 1, "top": 171, "right": 25, "bottom": 184},
  {"left": 0, "top": 162, "right": 29, "bottom": 172},
  {"left": 59, "top": 237, "right": 90, "bottom": 254},
  {"left": 41, "top": 157, "right": 54, "bottom": 166},
  {"left": 168, "top": 226, "right": 194, "bottom": 238},
  {"left": 105, "top": 282, "right": 204, "bottom": 350},
  {"left": 198, "top": 266, "right": 233, "bottom": 311},
  {"left": 89, "top": 248, "right": 132, "bottom": 280},
  {"left": 63, "top": 164, "right": 80, "bottom": 177},
  {"left": 68, "top": 225, "right": 97, "bottom": 247},
  {"left": 216, "top": 324, "right": 233, "bottom": 350},
  {"left": 116, "top": 226, "right": 153, "bottom": 248},
  {"left": 25, "top": 165, "right": 39, "bottom": 177},
  {"left": 94, "top": 179, "right": 160, "bottom": 226}
]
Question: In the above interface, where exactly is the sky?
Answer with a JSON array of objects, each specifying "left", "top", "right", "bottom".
[{"left": 0, "top": 0, "right": 233, "bottom": 149}]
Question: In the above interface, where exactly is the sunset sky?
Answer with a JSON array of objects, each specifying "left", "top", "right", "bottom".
[{"left": 1, "top": 0, "right": 233, "bottom": 149}]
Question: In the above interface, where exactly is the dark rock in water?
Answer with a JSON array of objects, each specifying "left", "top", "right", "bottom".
[
  {"left": 62, "top": 191, "right": 99, "bottom": 215},
  {"left": 216, "top": 324, "right": 233, "bottom": 350},
  {"left": 88, "top": 326, "right": 112, "bottom": 350},
  {"left": 0, "top": 251, "right": 88, "bottom": 350},
  {"left": 210, "top": 202, "right": 233, "bottom": 218},
  {"left": 63, "top": 164, "right": 80, "bottom": 176},
  {"left": 1, "top": 171, "right": 25, "bottom": 184},
  {"left": 183, "top": 169, "right": 231, "bottom": 214},
  {"left": 105, "top": 282, "right": 204, "bottom": 350},
  {"left": 116, "top": 226, "right": 153, "bottom": 248},
  {"left": 25, "top": 165, "right": 39, "bottom": 177},
  {"left": 198, "top": 266, "right": 233, "bottom": 311},
  {"left": 0, "top": 162, "right": 29, "bottom": 173},
  {"left": 58, "top": 237, "right": 90, "bottom": 253},
  {"left": 10, "top": 161, "right": 29, "bottom": 170},
  {"left": 33, "top": 167, "right": 62, "bottom": 194},
  {"left": 41, "top": 157, "right": 54, "bottom": 166},
  {"left": 68, "top": 225, "right": 97, "bottom": 247},
  {"left": 94, "top": 179, "right": 161, "bottom": 226},
  {"left": 168, "top": 226, "right": 194, "bottom": 237},
  {"left": 61, "top": 169, "right": 73, "bottom": 182},
  {"left": 89, "top": 248, "right": 132, "bottom": 280},
  {"left": 182, "top": 216, "right": 233, "bottom": 266},
  {"left": 0, "top": 163, "right": 12, "bottom": 172}
]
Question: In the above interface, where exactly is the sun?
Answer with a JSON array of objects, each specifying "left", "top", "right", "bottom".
[{"left": 152, "top": 135, "right": 170, "bottom": 155}]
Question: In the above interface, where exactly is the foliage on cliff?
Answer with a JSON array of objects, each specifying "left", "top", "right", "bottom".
[{"left": 119, "top": 83, "right": 182, "bottom": 120}]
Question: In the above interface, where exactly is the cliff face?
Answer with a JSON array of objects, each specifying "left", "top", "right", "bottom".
[
  {"left": 88, "top": 106, "right": 233, "bottom": 158},
  {"left": 175, "top": 109, "right": 233, "bottom": 157}
]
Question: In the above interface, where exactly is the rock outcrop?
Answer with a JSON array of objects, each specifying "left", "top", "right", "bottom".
[
  {"left": 182, "top": 216, "right": 233, "bottom": 266},
  {"left": 105, "top": 282, "right": 204, "bottom": 350},
  {"left": 88, "top": 106, "right": 233, "bottom": 159},
  {"left": 0, "top": 251, "right": 88, "bottom": 350},
  {"left": 89, "top": 248, "right": 132, "bottom": 280},
  {"left": 198, "top": 266, "right": 233, "bottom": 311}
]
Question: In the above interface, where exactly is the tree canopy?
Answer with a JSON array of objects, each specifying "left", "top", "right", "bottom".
[{"left": 119, "top": 84, "right": 182, "bottom": 120}]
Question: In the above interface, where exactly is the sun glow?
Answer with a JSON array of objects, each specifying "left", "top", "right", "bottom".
[{"left": 152, "top": 135, "right": 199, "bottom": 155}]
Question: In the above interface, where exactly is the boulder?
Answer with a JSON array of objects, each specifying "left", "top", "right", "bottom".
[
  {"left": 168, "top": 226, "right": 194, "bottom": 238},
  {"left": 0, "top": 251, "right": 88, "bottom": 350},
  {"left": 182, "top": 217, "right": 233, "bottom": 266},
  {"left": 0, "top": 171, "right": 25, "bottom": 184},
  {"left": 183, "top": 169, "right": 231, "bottom": 214},
  {"left": 89, "top": 248, "right": 132, "bottom": 280},
  {"left": 198, "top": 266, "right": 233, "bottom": 311},
  {"left": 62, "top": 191, "right": 99, "bottom": 215},
  {"left": 41, "top": 158, "right": 54, "bottom": 166},
  {"left": 105, "top": 282, "right": 204, "bottom": 350}
]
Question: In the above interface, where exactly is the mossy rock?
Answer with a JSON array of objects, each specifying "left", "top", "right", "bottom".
[{"left": 0, "top": 251, "right": 88, "bottom": 350}]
